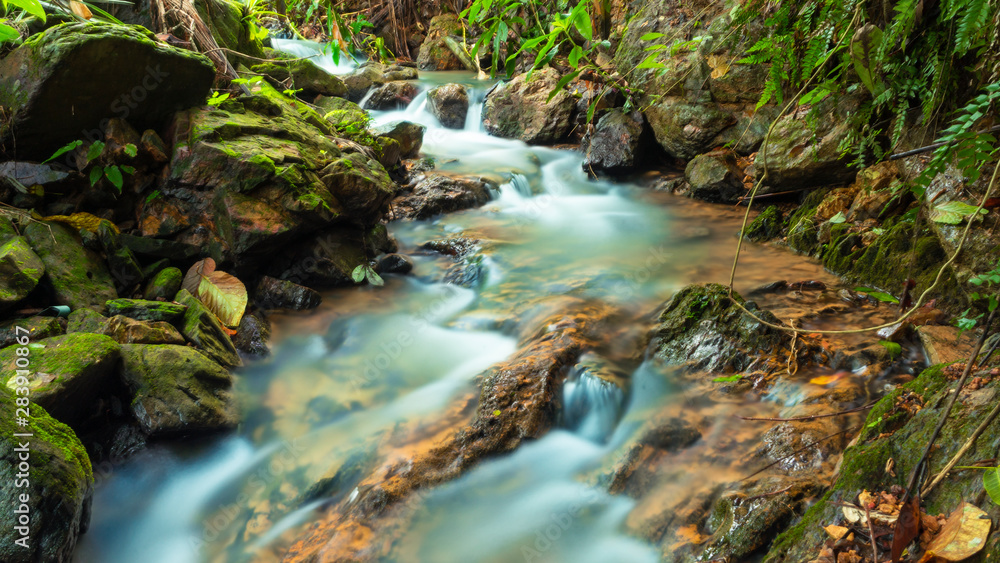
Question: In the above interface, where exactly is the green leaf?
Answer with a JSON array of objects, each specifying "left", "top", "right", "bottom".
[
  {"left": 930, "top": 201, "right": 988, "bottom": 225},
  {"left": 120, "top": 165, "right": 136, "bottom": 174},
  {"left": 636, "top": 53, "right": 665, "bottom": 69},
  {"left": 568, "top": 45, "right": 583, "bottom": 69},
  {"left": 548, "top": 69, "right": 581, "bottom": 102},
  {"left": 6, "top": 0, "right": 46, "bottom": 21},
  {"left": 181, "top": 258, "right": 248, "bottom": 327},
  {"left": 854, "top": 287, "right": 900, "bottom": 304},
  {"left": 123, "top": 143, "right": 138, "bottom": 158},
  {"left": 365, "top": 267, "right": 385, "bottom": 287},
  {"left": 86, "top": 140, "right": 105, "bottom": 163},
  {"left": 572, "top": 8, "right": 592, "bottom": 41},
  {"left": 89, "top": 166, "right": 104, "bottom": 186},
  {"left": 104, "top": 165, "right": 123, "bottom": 191},
  {"left": 712, "top": 374, "right": 743, "bottom": 383},
  {"left": 0, "top": 23, "right": 20, "bottom": 43},
  {"left": 351, "top": 264, "right": 366, "bottom": 283},
  {"left": 43, "top": 139, "right": 83, "bottom": 163},
  {"left": 879, "top": 340, "right": 902, "bottom": 358},
  {"left": 828, "top": 211, "right": 848, "bottom": 224},
  {"left": 640, "top": 32, "right": 666, "bottom": 41},
  {"left": 985, "top": 467, "right": 1000, "bottom": 506}
]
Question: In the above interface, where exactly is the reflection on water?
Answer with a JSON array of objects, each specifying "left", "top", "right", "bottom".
[{"left": 78, "top": 43, "right": 859, "bottom": 563}]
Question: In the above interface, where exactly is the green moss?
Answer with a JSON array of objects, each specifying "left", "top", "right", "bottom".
[
  {"left": 105, "top": 298, "right": 186, "bottom": 322},
  {"left": 744, "top": 205, "right": 784, "bottom": 242}
]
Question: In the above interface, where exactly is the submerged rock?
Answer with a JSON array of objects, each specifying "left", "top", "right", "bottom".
[
  {"left": 23, "top": 222, "right": 117, "bottom": 310},
  {"left": 392, "top": 173, "right": 496, "bottom": 219},
  {"left": 0, "top": 387, "right": 93, "bottom": 563},
  {"left": 0, "top": 22, "right": 214, "bottom": 160},
  {"left": 483, "top": 68, "right": 576, "bottom": 145},
  {"left": 427, "top": 83, "right": 470, "bottom": 129},
  {"left": 581, "top": 109, "right": 646, "bottom": 176},
  {"left": 119, "top": 344, "right": 239, "bottom": 436}
]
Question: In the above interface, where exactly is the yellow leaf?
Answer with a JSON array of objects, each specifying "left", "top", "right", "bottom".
[
  {"left": 182, "top": 258, "right": 248, "bottom": 328},
  {"left": 70, "top": 0, "right": 92, "bottom": 19},
  {"left": 809, "top": 372, "right": 849, "bottom": 386},
  {"left": 707, "top": 54, "right": 731, "bottom": 79},
  {"left": 917, "top": 502, "right": 991, "bottom": 563},
  {"left": 40, "top": 212, "right": 118, "bottom": 234}
]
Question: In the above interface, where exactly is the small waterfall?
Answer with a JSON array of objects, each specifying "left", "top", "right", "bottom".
[
  {"left": 270, "top": 38, "right": 356, "bottom": 75},
  {"left": 501, "top": 173, "right": 533, "bottom": 198},
  {"left": 465, "top": 87, "right": 487, "bottom": 133},
  {"left": 561, "top": 362, "right": 626, "bottom": 443}
]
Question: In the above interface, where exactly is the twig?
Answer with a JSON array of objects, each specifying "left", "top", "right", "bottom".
[
  {"left": 921, "top": 391, "right": 1000, "bottom": 497},
  {"left": 864, "top": 502, "right": 880, "bottom": 563},
  {"left": 905, "top": 310, "right": 997, "bottom": 498},
  {"left": 888, "top": 125, "right": 1000, "bottom": 161},
  {"left": 741, "top": 425, "right": 860, "bottom": 481},
  {"left": 744, "top": 484, "right": 795, "bottom": 502},
  {"left": 737, "top": 402, "right": 875, "bottom": 422}
]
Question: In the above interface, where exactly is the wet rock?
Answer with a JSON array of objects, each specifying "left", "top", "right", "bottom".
[
  {"left": 250, "top": 59, "right": 348, "bottom": 99},
  {"left": 648, "top": 283, "right": 803, "bottom": 374},
  {"left": 392, "top": 173, "right": 496, "bottom": 219},
  {"left": 685, "top": 149, "right": 746, "bottom": 203},
  {"left": 0, "top": 161, "right": 74, "bottom": 192},
  {"left": 0, "top": 316, "right": 64, "bottom": 349},
  {"left": 644, "top": 99, "right": 736, "bottom": 160},
  {"left": 846, "top": 161, "right": 903, "bottom": 221},
  {"left": 97, "top": 221, "right": 144, "bottom": 294},
  {"left": 744, "top": 205, "right": 784, "bottom": 242},
  {"left": 375, "top": 254, "right": 414, "bottom": 275},
  {"left": 342, "top": 64, "right": 385, "bottom": 102},
  {"left": 315, "top": 95, "right": 369, "bottom": 129},
  {"left": 268, "top": 226, "right": 370, "bottom": 288},
  {"left": 755, "top": 94, "right": 859, "bottom": 190},
  {"left": 483, "top": 67, "right": 576, "bottom": 145},
  {"left": 918, "top": 325, "right": 973, "bottom": 365},
  {"left": 581, "top": 109, "right": 645, "bottom": 176},
  {"left": 417, "top": 14, "right": 473, "bottom": 71},
  {"left": 105, "top": 298, "right": 186, "bottom": 323},
  {"left": 23, "top": 222, "right": 118, "bottom": 310},
  {"left": 118, "top": 234, "right": 201, "bottom": 262},
  {"left": 0, "top": 22, "right": 214, "bottom": 161},
  {"left": 140, "top": 129, "right": 169, "bottom": 165},
  {"left": 233, "top": 312, "right": 270, "bottom": 359},
  {"left": 196, "top": 0, "right": 266, "bottom": 65},
  {"left": 143, "top": 267, "right": 183, "bottom": 301},
  {"left": 254, "top": 276, "right": 322, "bottom": 310},
  {"left": 427, "top": 83, "right": 470, "bottom": 129},
  {"left": 0, "top": 236, "right": 45, "bottom": 312},
  {"left": 119, "top": 344, "right": 239, "bottom": 436},
  {"left": 640, "top": 417, "right": 701, "bottom": 450},
  {"left": 364, "top": 81, "right": 418, "bottom": 110},
  {"left": 0, "top": 387, "right": 93, "bottom": 563},
  {"left": 0, "top": 333, "right": 121, "bottom": 429},
  {"left": 175, "top": 289, "right": 242, "bottom": 367},
  {"left": 371, "top": 121, "right": 425, "bottom": 158},
  {"left": 102, "top": 316, "right": 186, "bottom": 345},
  {"left": 66, "top": 308, "right": 110, "bottom": 334}
]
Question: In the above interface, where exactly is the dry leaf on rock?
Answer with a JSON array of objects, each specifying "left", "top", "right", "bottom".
[
  {"left": 39, "top": 212, "right": 117, "bottom": 234},
  {"left": 707, "top": 54, "right": 731, "bottom": 79},
  {"left": 182, "top": 258, "right": 248, "bottom": 328},
  {"left": 70, "top": 0, "right": 92, "bottom": 18},
  {"left": 916, "top": 502, "right": 990, "bottom": 563}
]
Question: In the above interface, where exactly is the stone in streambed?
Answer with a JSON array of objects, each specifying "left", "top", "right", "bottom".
[
  {"left": 427, "top": 83, "right": 470, "bottom": 129},
  {"left": 744, "top": 205, "right": 783, "bottom": 243},
  {"left": 391, "top": 173, "right": 495, "bottom": 220},
  {"left": 581, "top": 109, "right": 646, "bottom": 177},
  {"left": 175, "top": 290, "right": 242, "bottom": 368},
  {"left": 105, "top": 298, "right": 186, "bottom": 323},
  {"left": 0, "top": 333, "right": 121, "bottom": 430},
  {"left": 233, "top": 312, "right": 270, "bottom": 359},
  {"left": 0, "top": 316, "right": 64, "bottom": 349},
  {"left": 375, "top": 254, "right": 414, "bottom": 275},
  {"left": 685, "top": 150, "right": 746, "bottom": 204},
  {"left": 23, "top": 222, "right": 118, "bottom": 310},
  {"left": 0, "top": 22, "right": 215, "bottom": 161},
  {"left": 255, "top": 276, "right": 322, "bottom": 310},
  {"left": 0, "top": 236, "right": 45, "bottom": 312},
  {"left": 0, "top": 387, "right": 93, "bottom": 563},
  {"left": 371, "top": 121, "right": 425, "bottom": 158},
  {"left": 250, "top": 58, "right": 348, "bottom": 99},
  {"left": 119, "top": 344, "right": 238, "bottom": 436},
  {"left": 143, "top": 267, "right": 183, "bottom": 301},
  {"left": 483, "top": 67, "right": 576, "bottom": 145},
  {"left": 364, "top": 81, "right": 418, "bottom": 111}
]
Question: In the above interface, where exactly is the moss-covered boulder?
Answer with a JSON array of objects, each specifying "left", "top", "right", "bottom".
[
  {"left": 0, "top": 333, "right": 121, "bottom": 429},
  {"left": 65, "top": 308, "right": 109, "bottom": 334},
  {"left": 0, "top": 387, "right": 93, "bottom": 563},
  {"left": 648, "top": 283, "right": 797, "bottom": 374},
  {"left": 23, "top": 222, "right": 117, "bottom": 310},
  {"left": 371, "top": 120, "right": 425, "bottom": 159},
  {"left": 0, "top": 22, "right": 214, "bottom": 160},
  {"left": 427, "top": 83, "right": 470, "bottom": 129},
  {"left": 250, "top": 58, "right": 348, "bottom": 100},
  {"left": 105, "top": 298, "right": 186, "bottom": 323},
  {"left": 195, "top": 0, "right": 265, "bottom": 65},
  {"left": 175, "top": 289, "right": 241, "bottom": 367},
  {"left": 483, "top": 67, "right": 576, "bottom": 145},
  {"left": 119, "top": 344, "right": 238, "bottom": 436},
  {"left": 0, "top": 317, "right": 64, "bottom": 349},
  {"left": 0, "top": 237, "right": 45, "bottom": 312},
  {"left": 143, "top": 267, "right": 183, "bottom": 301},
  {"left": 315, "top": 95, "right": 369, "bottom": 130},
  {"left": 744, "top": 205, "right": 783, "bottom": 242},
  {"left": 644, "top": 99, "right": 736, "bottom": 160},
  {"left": 102, "top": 316, "right": 186, "bottom": 345}
]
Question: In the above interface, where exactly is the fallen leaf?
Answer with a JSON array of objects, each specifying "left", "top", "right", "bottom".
[
  {"left": 892, "top": 495, "right": 921, "bottom": 562},
  {"left": 810, "top": 372, "right": 850, "bottom": 386},
  {"left": 39, "top": 212, "right": 118, "bottom": 234},
  {"left": 182, "top": 258, "right": 248, "bottom": 328},
  {"left": 824, "top": 525, "right": 850, "bottom": 540},
  {"left": 70, "top": 0, "right": 92, "bottom": 19},
  {"left": 916, "top": 502, "right": 990, "bottom": 563},
  {"left": 707, "top": 54, "right": 731, "bottom": 79}
]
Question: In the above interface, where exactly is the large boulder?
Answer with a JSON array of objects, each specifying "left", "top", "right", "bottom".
[
  {"left": 315, "top": 95, "right": 369, "bottom": 130},
  {"left": 581, "top": 109, "right": 646, "bottom": 176},
  {"left": 392, "top": 173, "right": 496, "bottom": 219},
  {"left": 685, "top": 150, "right": 746, "bottom": 203},
  {"left": 417, "top": 14, "right": 474, "bottom": 71},
  {"left": 371, "top": 121, "right": 425, "bottom": 158},
  {"left": 0, "top": 333, "right": 121, "bottom": 430},
  {"left": 0, "top": 22, "right": 214, "bottom": 160},
  {"left": 119, "top": 344, "right": 239, "bottom": 436},
  {"left": 427, "top": 83, "right": 470, "bottom": 129},
  {"left": 250, "top": 59, "right": 348, "bottom": 100},
  {"left": 364, "top": 81, "right": 418, "bottom": 110},
  {"left": 23, "top": 222, "right": 117, "bottom": 310},
  {"left": 0, "top": 237, "right": 45, "bottom": 312},
  {"left": 483, "top": 68, "right": 576, "bottom": 145},
  {"left": 644, "top": 99, "right": 736, "bottom": 160},
  {"left": 0, "top": 387, "right": 93, "bottom": 563}
]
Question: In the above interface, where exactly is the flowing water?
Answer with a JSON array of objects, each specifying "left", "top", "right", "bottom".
[{"left": 76, "top": 47, "right": 899, "bottom": 563}]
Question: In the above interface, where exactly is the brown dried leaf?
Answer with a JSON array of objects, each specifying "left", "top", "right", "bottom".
[
  {"left": 39, "top": 212, "right": 118, "bottom": 234},
  {"left": 707, "top": 54, "right": 731, "bottom": 79},
  {"left": 70, "top": 0, "right": 93, "bottom": 19},
  {"left": 916, "top": 503, "right": 990, "bottom": 563},
  {"left": 182, "top": 258, "right": 247, "bottom": 328},
  {"left": 824, "top": 525, "right": 850, "bottom": 540},
  {"left": 892, "top": 495, "right": 922, "bottom": 562}
]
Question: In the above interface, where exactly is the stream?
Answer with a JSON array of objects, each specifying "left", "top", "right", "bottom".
[{"left": 75, "top": 40, "right": 889, "bottom": 563}]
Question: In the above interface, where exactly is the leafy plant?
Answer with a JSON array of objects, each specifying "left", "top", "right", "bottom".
[
  {"left": 955, "top": 260, "right": 1000, "bottom": 337},
  {"left": 854, "top": 287, "right": 900, "bottom": 304},
  {"left": 207, "top": 91, "right": 231, "bottom": 106},
  {"left": 352, "top": 263, "right": 384, "bottom": 287},
  {"left": 84, "top": 140, "right": 137, "bottom": 193},
  {"left": 712, "top": 373, "right": 743, "bottom": 383}
]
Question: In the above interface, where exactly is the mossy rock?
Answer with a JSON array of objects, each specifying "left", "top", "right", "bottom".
[
  {"left": 119, "top": 344, "right": 238, "bottom": 435},
  {"left": 0, "top": 333, "right": 121, "bottom": 430},
  {"left": 195, "top": 0, "right": 265, "bottom": 66},
  {"left": 644, "top": 99, "right": 736, "bottom": 160},
  {"left": 175, "top": 289, "right": 242, "bottom": 368},
  {"left": 0, "top": 316, "right": 64, "bottom": 349},
  {"left": 105, "top": 298, "right": 186, "bottom": 323},
  {"left": 143, "top": 267, "right": 183, "bottom": 301},
  {"left": 66, "top": 307, "right": 110, "bottom": 334},
  {"left": 0, "top": 386, "right": 93, "bottom": 563},
  {"left": 0, "top": 237, "right": 45, "bottom": 312},
  {"left": 0, "top": 22, "right": 214, "bottom": 160},
  {"left": 744, "top": 205, "right": 783, "bottom": 242},
  {"left": 315, "top": 95, "right": 370, "bottom": 130},
  {"left": 23, "top": 222, "right": 118, "bottom": 310},
  {"left": 250, "top": 58, "right": 348, "bottom": 99}
]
